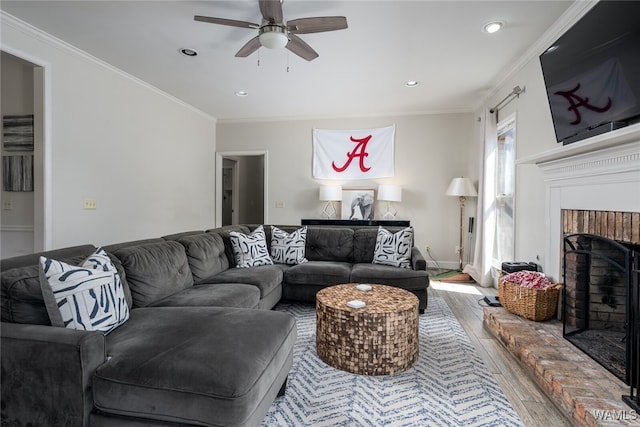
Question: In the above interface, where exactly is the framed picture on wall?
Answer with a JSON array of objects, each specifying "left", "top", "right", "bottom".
[
  {"left": 2, "top": 115, "right": 34, "bottom": 152},
  {"left": 342, "top": 189, "right": 375, "bottom": 220},
  {"left": 2, "top": 155, "right": 34, "bottom": 192}
]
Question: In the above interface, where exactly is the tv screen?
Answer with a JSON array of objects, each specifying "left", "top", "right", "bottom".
[{"left": 539, "top": 1, "right": 640, "bottom": 145}]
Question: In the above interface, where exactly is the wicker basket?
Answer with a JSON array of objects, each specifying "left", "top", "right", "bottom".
[{"left": 498, "top": 277, "right": 562, "bottom": 321}]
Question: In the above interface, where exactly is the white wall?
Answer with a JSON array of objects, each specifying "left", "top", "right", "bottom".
[
  {"left": 217, "top": 113, "right": 476, "bottom": 269},
  {"left": 477, "top": 2, "right": 598, "bottom": 278},
  {"left": 1, "top": 14, "right": 217, "bottom": 250}
]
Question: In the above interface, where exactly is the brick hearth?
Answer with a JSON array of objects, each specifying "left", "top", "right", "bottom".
[{"left": 483, "top": 307, "right": 638, "bottom": 426}]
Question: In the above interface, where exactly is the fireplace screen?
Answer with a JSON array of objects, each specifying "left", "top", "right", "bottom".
[{"left": 563, "top": 234, "right": 633, "bottom": 384}]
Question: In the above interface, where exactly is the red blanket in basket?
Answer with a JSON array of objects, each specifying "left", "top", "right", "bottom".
[{"left": 502, "top": 271, "right": 554, "bottom": 290}]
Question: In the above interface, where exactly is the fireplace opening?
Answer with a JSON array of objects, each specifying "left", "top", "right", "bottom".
[{"left": 563, "top": 234, "right": 633, "bottom": 383}]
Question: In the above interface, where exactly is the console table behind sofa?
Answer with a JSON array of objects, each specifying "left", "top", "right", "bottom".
[{"left": 301, "top": 219, "right": 410, "bottom": 227}]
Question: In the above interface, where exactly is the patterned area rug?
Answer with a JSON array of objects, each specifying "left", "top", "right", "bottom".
[{"left": 261, "top": 297, "right": 523, "bottom": 427}]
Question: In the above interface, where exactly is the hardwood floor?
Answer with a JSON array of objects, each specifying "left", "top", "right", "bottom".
[{"left": 428, "top": 279, "right": 573, "bottom": 427}]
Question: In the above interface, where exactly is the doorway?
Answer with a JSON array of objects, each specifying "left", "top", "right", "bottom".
[
  {"left": 0, "top": 50, "right": 47, "bottom": 258},
  {"left": 215, "top": 151, "right": 268, "bottom": 227},
  {"left": 222, "top": 158, "right": 238, "bottom": 225}
]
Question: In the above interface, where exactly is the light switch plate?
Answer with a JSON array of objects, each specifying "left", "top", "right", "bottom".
[{"left": 83, "top": 198, "right": 97, "bottom": 210}]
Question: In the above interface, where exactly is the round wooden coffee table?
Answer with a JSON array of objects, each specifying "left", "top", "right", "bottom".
[{"left": 315, "top": 283, "right": 419, "bottom": 375}]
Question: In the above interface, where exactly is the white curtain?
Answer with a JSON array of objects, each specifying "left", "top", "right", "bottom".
[{"left": 463, "top": 109, "right": 497, "bottom": 287}]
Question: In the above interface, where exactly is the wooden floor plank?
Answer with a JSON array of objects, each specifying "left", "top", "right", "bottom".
[{"left": 428, "top": 279, "right": 571, "bottom": 426}]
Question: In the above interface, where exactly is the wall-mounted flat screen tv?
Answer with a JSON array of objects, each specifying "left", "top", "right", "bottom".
[{"left": 539, "top": 1, "right": 640, "bottom": 145}]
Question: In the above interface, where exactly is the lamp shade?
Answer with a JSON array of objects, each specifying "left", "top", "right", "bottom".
[
  {"left": 319, "top": 185, "right": 342, "bottom": 201},
  {"left": 377, "top": 185, "right": 402, "bottom": 202},
  {"left": 445, "top": 177, "right": 477, "bottom": 197},
  {"left": 259, "top": 26, "right": 288, "bottom": 50}
]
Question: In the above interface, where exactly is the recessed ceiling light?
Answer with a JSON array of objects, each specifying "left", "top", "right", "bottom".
[
  {"left": 405, "top": 81, "right": 419, "bottom": 87},
  {"left": 179, "top": 48, "right": 198, "bottom": 57},
  {"left": 483, "top": 21, "right": 503, "bottom": 34},
  {"left": 235, "top": 91, "right": 248, "bottom": 97}
]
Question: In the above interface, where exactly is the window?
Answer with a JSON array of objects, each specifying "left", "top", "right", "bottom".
[{"left": 493, "top": 113, "right": 516, "bottom": 265}]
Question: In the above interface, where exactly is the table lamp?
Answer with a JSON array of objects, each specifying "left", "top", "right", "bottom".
[
  {"left": 377, "top": 185, "right": 402, "bottom": 220},
  {"left": 319, "top": 185, "right": 342, "bottom": 219}
]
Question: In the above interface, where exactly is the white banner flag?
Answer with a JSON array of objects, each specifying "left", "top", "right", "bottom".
[{"left": 312, "top": 125, "right": 395, "bottom": 180}]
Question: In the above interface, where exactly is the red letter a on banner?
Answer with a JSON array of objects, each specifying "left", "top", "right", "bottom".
[{"left": 332, "top": 135, "right": 372, "bottom": 173}]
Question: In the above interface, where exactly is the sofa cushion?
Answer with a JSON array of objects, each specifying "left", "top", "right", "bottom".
[
  {"left": 229, "top": 225, "right": 274, "bottom": 268},
  {"left": 1, "top": 265, "right": 50, "bottom": 325},
  {"left": 350, "top": 263, "right": 428, "bottom": 291},
  {"left": 1, "top": 246, "right": 97, "bottom": 324},
  {"left": 176, "top": 232, "right": 229, "bottom": 283},
  {"left": 204, "top": 265, "right": 283, "bottom": 299},
  {"left": 270, "top": 226, "right": 308, "bottom": 265},
  {"left": 305, "top": 227, "right": 354, "bottom": 262},
  {"left": 284, "top": 261, "right": 352, "bottom": 286},
  {"left": 352, "top": 227, "right": 407, "bottom": 263},
  {"left": 148, "top": 283, "right": 260, "bottom": 309},
  {"left": 93, "top": 306, "right": 296, "bottom": 427},
  {"left": 206, "top": 225, "right": 251, "bottom": 268},
  {"left": 373, "top": 226, "right": 413, "bottom": 268},
  {"left": 112, "top": 241, "right": 193, "bottom": 308},
  {"left": 0, "top": 244, "right": 97, "bottom": 271},
  {"left": 39, "top": 248, "right": 130, "bottom": 333}
]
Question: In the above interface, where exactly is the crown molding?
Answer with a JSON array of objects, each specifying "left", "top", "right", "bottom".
[
  {"left": 476, "top": 1, "right": 598, "bottom": 111},
  {"left": 1, "top": 11, "right": 216, "bottom": 122}
]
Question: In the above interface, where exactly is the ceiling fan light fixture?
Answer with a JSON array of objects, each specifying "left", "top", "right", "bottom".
[{"left": 259, "top": 25, "right": 288, "bottom": 50}]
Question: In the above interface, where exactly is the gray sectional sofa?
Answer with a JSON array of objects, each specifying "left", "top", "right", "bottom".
[{"left": 1, "top": 224, "right": 429, "bottom": 426}]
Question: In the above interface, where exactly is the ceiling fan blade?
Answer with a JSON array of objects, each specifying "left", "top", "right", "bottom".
[
  {"left": 259, "top": 0, "right": 283, "bottom": 23},
  {"left": 194, "top": 15, "right": 259, "bottom": 29},
  {"left": 287, "top": 16, "right": 348, "bottom": 34},
  {"left": 286, "top": 34, "right": 319, "bottom": 61},
  {"left": 235, "top": 36, "right": 262, "bottom": 57}
]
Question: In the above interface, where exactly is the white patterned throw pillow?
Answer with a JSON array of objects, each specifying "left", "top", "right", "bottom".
[
  {"left": 39, "top": 248, "right": 130, "bottom": 333},
  {"left": 373, "top": 226, "right": 413, "bottom": 269},
  {"left": 271, "top": 226, "right": 308, "bottom": 265},
  {"left": 230, "top": 225, "right": 274, "bottom": 268}
]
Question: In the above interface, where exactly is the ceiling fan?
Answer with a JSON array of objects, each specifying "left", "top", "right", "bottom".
[{"left": 194, "top": 0, "right": 348, "bottom": 61}]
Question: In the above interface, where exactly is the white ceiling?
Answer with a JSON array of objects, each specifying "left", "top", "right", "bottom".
[{"left": 1, "top": 1, "right": 576, "bottom": 121}]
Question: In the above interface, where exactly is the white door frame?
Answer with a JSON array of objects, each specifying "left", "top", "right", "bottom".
[
  {"left": 1, "top": 46, "right": 52, "bottom": 251},
  {"left": 215, "top": 150, "right": 268, "bottom": 227}
]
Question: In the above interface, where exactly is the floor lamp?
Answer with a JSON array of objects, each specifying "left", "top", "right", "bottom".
[{"left": 446, "top": 177, "right": 478, "bottom": 271}]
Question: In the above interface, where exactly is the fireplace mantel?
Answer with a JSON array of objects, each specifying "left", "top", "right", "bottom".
[
  {"left": 518, "top": 122, "right": 640, "bottom": 166},
  {"left": 526, "top": 124, "right": 640, "bottom": 282}
]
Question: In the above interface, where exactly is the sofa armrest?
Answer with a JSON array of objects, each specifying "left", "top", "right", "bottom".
[
  {"left": 1, "top": 322, "right": 106, "bottom": 426},
  {"left": 411, "top": 247, "right": 427, "bottom": 271}
]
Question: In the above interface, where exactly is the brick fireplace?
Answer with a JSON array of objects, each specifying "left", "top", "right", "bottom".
[
  {"left": 487, "top": 124, "right": 640, "bottom": 424},
  {"left": 561, "top": 211, "right": 639, "bottom": 384}
]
